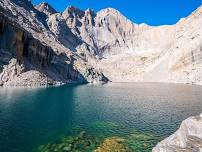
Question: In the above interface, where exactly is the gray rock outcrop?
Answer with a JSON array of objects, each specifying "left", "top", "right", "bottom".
[{"left": 153, "top": 114, "right": 202, "bottom": 152}]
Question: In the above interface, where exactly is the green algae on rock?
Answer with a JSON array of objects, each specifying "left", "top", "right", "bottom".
[
  {"left": 94, "top": 137, "right": 132, "bottom": 152},
  {"left": 38, "top": 131, "right": 100, "bottom": 152},
  {"left": 38, "top": 129, "right": 161, "bottom": 152},
  {"left": 38, "top": 121, "right": 161, "bottom": 152}
]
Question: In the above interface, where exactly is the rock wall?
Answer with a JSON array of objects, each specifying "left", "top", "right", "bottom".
[
  {"left": 0, "top": 13, "right": 92, "bottom": 86},
  {"left": 0, "top": 13, "right": 53, "bottom": 67},
  {"left": 0, "top": 0, "right": 109, "bottom": 86}
]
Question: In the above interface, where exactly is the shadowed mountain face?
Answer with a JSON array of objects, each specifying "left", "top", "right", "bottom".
[
  {"left": 0, "top": 0, "right": 108, "bottom": 86},
  {"left": 0, "top": 0, "right": 202, "bottom": 86}
]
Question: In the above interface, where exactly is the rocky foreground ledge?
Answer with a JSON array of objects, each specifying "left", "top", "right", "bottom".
[{"left": 153, "top": 114, "right": 202, "bottom": 152}]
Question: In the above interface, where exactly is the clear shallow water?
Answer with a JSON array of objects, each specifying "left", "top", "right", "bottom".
[{"left": 0, "top": 83, "right": 202, "bottom": 152}]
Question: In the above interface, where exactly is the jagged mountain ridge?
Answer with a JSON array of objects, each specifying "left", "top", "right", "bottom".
[
  {"left": 35, "top": 2, "right": 57, "bottom": 16},
  {"left": 68, "top": 3, "right": 202, "bottom": 84},
  {"left": 0, "top": 0, "right": 202, "bottom": 86},
  {"left": 50, "top": 2, "right": 202, "bottom": 84}
]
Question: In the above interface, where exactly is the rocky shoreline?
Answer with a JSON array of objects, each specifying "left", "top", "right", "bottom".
[{"left": 152, "top": 114, "right": 202, "bottom": 152}]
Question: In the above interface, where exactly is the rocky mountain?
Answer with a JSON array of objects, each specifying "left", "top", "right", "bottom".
[
  {"left": 35, "top": 2, "right": 57, "bottom": 16},
  {"left": 0, "top": 0, "right": 108, "bottom": 86},
  {"left": 153, "top": 114, "right": 202, "bottom": 152},
  {"left": 93, "top": 7, "right": 202, "bottom": 84},
  {"left": 0, "top": 0, "right": 202, "bottom": 86}
]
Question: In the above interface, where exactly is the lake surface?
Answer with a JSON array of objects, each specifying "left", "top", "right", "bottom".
[{"left": 0, "top": 83, "right": 202, "bottom": 152}]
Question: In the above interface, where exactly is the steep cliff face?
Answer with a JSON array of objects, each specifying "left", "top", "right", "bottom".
[
  {"left": 61, "top": 7, "right": 175, "bottom": 57},
  {"left": 47, "top": 13, "right": 81, "bottom": 50},
  {"left": 75, "top": 6, "right": 202, "bottom": 84},
  {"left": 153, "top": 114, "right": 202, "bottom": 152},
  {"left": 0, "top": 0, "right": 108, "bottom": 86},
  {"left": 0, "top": 0, "right": 202, "bottom": 86},
  {"left": 0, "top": 13, "right": 76, "bottom": 86},
  {"left": 56, "top": 4, "right": 202, "bottom": 84},
  {"left": 168, "top": 6, "right": 202, "bottom": 84},
  {"left": 0, "top": 14, "right": 53, "bottom": 67}
]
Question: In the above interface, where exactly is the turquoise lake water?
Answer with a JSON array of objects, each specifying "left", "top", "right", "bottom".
[{"left": 0, "top": 83, "right": 202, "bottom": 152}]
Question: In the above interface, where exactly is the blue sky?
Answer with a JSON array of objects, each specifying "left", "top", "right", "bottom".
[{"left": 33, "top": 0, "right": 202, "bottom": 26}]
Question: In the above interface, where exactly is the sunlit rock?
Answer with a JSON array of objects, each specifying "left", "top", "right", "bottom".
[{"left": 153, "top": 114, "right": 202, "bottom": 152}]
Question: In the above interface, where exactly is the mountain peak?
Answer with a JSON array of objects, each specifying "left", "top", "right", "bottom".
[
  {"left": 65, "top": 6, "right": 84, "bottom": 14},
  {"left": 84, "top": 8, "right": 96, "bottom": 18},
  {"left": 96, "top": 7, "right": 137, "bottom": 28},
  {"left": 35, "top": 2, "right": 57, "bottom": 16},
  {"left": 97, "top": 7, "right": 122, "bottom": 16},
  {"left": 85, "top": 8, "right": 95, "bottom": 14},
  {"left": 63, "top": 6, "right": 85, "bottom": 19},
  {"left": 97, "top": 7, "right": 135, "bottom": 23}
]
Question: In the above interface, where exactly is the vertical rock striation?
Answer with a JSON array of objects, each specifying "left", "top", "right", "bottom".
[{"left": 0, "top": 0, "right": 108, "bottom": 86}]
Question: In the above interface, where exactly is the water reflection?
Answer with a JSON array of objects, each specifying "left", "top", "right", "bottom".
[
  {"left": 0, "top": 85, "right": 77, "bottom": 152},
  {"left": 0, "top": 83, "right": 202, "bottom": 152}
]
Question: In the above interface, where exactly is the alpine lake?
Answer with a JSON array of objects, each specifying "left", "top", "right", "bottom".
[{"left": 0, "top": 83, "right": 202, "bottom": 152}]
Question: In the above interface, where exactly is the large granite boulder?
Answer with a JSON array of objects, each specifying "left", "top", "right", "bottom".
[{"left": 153, "top": 114, "right": 202, "bottom": 152}]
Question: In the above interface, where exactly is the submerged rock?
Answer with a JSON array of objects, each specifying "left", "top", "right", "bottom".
[
  {"left": 126, "top": 130, "right": 161, "bottom": 152},
  {"left": 38, "top": 124, "right": 161, "bottom": 152},
  {"left": 94, "top": 137, "right": 132, "bottom": 152},
  {"left": 152, "top": 114, "right": 202, "bottom": 152},
  {"left": 38, "top": 131, "right": 100, "bottom": 152}
]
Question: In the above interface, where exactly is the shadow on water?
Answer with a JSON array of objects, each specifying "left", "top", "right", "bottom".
[{"left": 0, "top": 84, "right": 80, "bottom": 152}]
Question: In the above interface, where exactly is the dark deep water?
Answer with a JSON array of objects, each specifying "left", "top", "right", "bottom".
[{"left": 0, "top": 83, "right": 202, "bottom": 152}]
